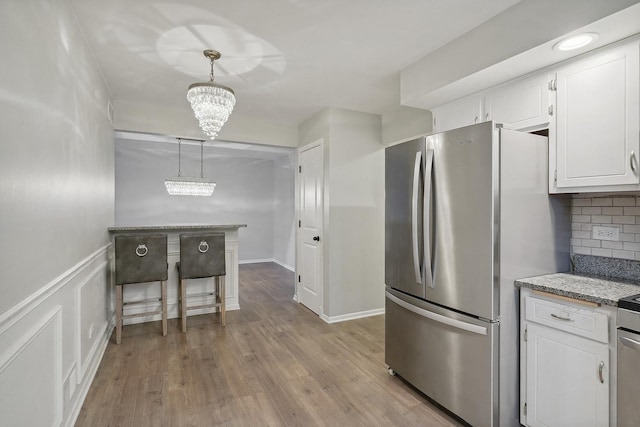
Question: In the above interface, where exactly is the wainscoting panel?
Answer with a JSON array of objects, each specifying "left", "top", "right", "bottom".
[
  {"left": 0, "top": 245, "right": 112, "bottom": 427},
  {"left": 0, "top": 307, "right": 63, "bottom": 426}
]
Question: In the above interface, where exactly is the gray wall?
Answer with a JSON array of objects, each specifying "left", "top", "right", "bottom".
[
  {"left": 115, "top": 137, "right": 295, "bottom": 265},
  {"left": 0, "top": 0, "right": 114, "bottom": 425},
  {"left": 273, "top": 154, "right": 297, "bottom": 269},
  {"left": 299, "top": 107, "right": 385, "bottom": 319}
]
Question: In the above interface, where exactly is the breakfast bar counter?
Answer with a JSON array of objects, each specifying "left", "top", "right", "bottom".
[{"left": 108, "top": 224, "right": 246, "bottom": 325}]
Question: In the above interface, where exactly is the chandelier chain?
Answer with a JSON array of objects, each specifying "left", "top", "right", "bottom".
[
  {"left": 177, "top": 138, "right": 182, "bottom": 177},
  {"left": 200, "top": 141, "right": 204, "bottom": 178},
  {"left": 209, "top": 57, "right": 215, "bottom": 82}
]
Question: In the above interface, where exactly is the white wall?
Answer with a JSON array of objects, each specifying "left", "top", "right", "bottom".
[
  {"left": 115, "top": 137, "right": 295, "bottom": 264},
  {"left": 299, "top": 108, "right": 385, "bottom": 320},
  {"left": 115, "top": 99, "right": 299, "bottom": 148},
  {"left": 381, "top": 105, "right": 432, "bottom": 145},
  {"left": 273, "top": 154, "right": 297, "bottom": 269},
  {"left": 0, "top": 0, "right": 114, "bottom": 425}
]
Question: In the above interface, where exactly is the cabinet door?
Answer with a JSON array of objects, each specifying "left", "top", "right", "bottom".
[
  {"left": 432, "top": 96, "right": 482, "bottom": 133},
  {"left": 554, "top": 43, "right": 640, "bottom": 189},
  {"left": 525, "top": 323, "right": 609, "bottom": 427},
  {"left": 485, "top": 73, "right": 551, "bottom": 131}
]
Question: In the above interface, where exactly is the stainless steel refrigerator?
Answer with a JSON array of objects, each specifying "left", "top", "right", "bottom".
[{"left": 385, "top": 121, "right": 569, "bottom": 427}]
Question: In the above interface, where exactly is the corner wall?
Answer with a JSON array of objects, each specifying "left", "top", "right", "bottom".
[
  {"left": 299, "top": 108, "right": 385, "bottom": 321},
  {"left": 0, "top": 1, "right": 114, "bottom": 425}
]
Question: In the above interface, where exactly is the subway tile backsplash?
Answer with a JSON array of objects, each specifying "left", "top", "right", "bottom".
[{"left": 571, "top": 194, "right": 640, "bottom": 261}]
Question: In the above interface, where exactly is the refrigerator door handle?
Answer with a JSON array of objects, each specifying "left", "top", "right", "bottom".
[
  {"left": 423, "top": 148, "right": 434, "bottom": 289},
  {"left": 386, "top": 291, "right": 488, "bottom": 336},
  {"left": 411, "top": 151, "right": 423, "bottom": 284}
]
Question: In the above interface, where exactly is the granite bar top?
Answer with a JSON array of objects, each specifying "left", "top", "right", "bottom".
[
  {"left": 108, "top": 224, "right": 247, "bottom": 233},
  {"left": 516, "top": 273, "right": 640, "bottom": 307}
]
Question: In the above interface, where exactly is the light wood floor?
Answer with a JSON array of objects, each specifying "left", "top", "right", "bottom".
[{"left": 76, "top": 262, "right": 464, "bottom": 426}]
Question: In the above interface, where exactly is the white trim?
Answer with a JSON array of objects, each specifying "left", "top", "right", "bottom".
[
  {"left": 0, "top": 244, "right": 111, "bottom": 333},
  {"left": 239, "top": 258, "right": 274, "bottom": 264},
  {"left": 239, "top": 258, "right": 294, "bottom": 271},
  {"left": 63, "top": 323, "right": 113, "bottom": 427},
  {"left": 0, "top": 306, "right": 63, "bottom": 426},
  {"left": 75, "top": 261, "right": 109, "bottom": 381},
  {"left": 320, "top": 308, "right": 385, "bottom": 324},
  {"left": 272, "top": 259, "right": 294, "bottom": 271}
]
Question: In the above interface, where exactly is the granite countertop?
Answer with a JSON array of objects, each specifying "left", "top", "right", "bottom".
[
  {"left": 108, "top": 224, "right": 247, "bottom": 232},
  {"left": 516, "top": 272, "right": 640, "bottom": 307}
]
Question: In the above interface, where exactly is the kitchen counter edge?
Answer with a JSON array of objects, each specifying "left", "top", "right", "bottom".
[
  {"left": 108, "top": 224, "right": 247, "bottom": 232},
  {"left": 515, "top": 272, "right": 640, "bottom": 307}
]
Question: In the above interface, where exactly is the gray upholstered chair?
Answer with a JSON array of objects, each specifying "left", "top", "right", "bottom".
[
  {"left": 114, "top": 234, "right": 168, "bottom": 344},
  {"left": 177, "top": 233, "right": 226, "bottom": 332}
]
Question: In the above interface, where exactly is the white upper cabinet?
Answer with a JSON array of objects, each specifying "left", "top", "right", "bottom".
[
  {"left": 431, "top": 95, "right": 482, "bottom": 133},
  {"left": 484, "top": 73, "right": 552, "bottom": 131},
  {"left": 550, "top": 42, "right": 640, "bottom": 193}
]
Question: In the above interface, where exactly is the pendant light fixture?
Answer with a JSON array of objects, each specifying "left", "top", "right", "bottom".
[
  {"left": 187, "top": 49, "right": 236, "bottom": 140},
  {"left": 164, "top": 138, "right": 216, "bottom": 196}
]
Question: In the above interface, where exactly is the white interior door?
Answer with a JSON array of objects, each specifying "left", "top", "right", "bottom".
[{"left": 297, "top": 141, "right": 323, "bottom": 315}]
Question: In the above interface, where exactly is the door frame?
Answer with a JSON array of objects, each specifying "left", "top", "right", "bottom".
[{"left": 295, "top": 138, "right": 324, "bottom": 315}]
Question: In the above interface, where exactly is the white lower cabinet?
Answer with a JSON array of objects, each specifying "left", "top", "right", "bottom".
[{"left": 521, "top": 291, "right": 612, "bottom": 427}]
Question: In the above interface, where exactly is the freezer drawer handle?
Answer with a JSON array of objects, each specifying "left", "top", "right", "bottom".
[
  {"left": 411, "top": 151, "right": 423, "bottom": 284},
  {"left": 386, "top": 291, "right": 487, "bottom": 336},
  {"left": 620, "top": 335, "right": 640, "bottom": 352}
]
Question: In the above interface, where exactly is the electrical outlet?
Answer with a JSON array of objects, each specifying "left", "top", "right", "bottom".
[
  {"left": 88, "top": 324, "right": 95, "bottom": 339},
  {"left": 592, "top": 226, "right": 619, "bottom": 242}
]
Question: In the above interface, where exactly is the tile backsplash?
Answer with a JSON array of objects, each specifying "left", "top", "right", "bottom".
[{"left": 571, "top": 193, "right": 640, "bottom": 261}]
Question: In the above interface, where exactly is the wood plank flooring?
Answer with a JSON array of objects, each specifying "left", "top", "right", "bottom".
[{"left": 76, "top": 262, "right": 464, "bottom": 426}]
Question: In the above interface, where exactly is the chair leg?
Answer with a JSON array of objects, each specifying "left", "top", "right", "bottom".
[
  {"left": 116, "top": 284, "right": 123, "bottom": 344},
  {"left": 220, "top": 276, "right": 226, "bottom": 326},
  {"left": 161, "top": 280, "right": 167, "bottom": 336},
  {"left": 180, "top": 279, "right": 187, "bottom": 333}
]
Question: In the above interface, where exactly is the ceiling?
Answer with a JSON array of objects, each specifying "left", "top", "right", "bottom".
[{"left": 68, "top": 0, "right": 521, "bottom": 127}]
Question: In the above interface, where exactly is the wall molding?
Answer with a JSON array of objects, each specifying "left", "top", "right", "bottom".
[
  {"left": 240, "top": 258, "right": 295, "bottom": 271},
  {"left": 76, "top": 260, "right": 109, "bottom": 381},
  {"left": 320, "top": 308, "right": 385, "bottom": 324},
  {"left": 0, "top": 306, "right": 63, "bottom": 426},
  {"left": 0, "top": 244, "right": 111, "bottom": 334},
  {"left": 63, "top": 323, "right": 113, "bottom": 427}
]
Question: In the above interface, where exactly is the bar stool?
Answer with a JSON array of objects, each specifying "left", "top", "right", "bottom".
[
  {"left": 177, "top": 233, "right": 226, "bottom": 332},
  {"left": 114, "top": 234, "right": 168, "bottom": 344}
]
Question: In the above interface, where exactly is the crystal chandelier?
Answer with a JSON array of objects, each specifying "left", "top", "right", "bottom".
[
  {"left": 187, "top": 49, "right": 236, "bottom": 140},
  {"left": 164, "top": 138, "right": 216, "bottom": 196}
]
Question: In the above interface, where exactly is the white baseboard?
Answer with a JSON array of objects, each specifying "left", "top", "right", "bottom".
[
  {"left": 239, "top": 258, "right": 295, "bottom": 271},
  {"left": 320, "top": 308, "right": 385, "bottom": 324}
]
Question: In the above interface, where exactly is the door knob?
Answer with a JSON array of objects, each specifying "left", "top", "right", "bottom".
[{"left": 313, "top": 236, "right": 320, "bottom": 242}]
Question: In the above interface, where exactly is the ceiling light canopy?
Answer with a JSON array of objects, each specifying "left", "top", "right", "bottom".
[
  {"left": 165, "top": 138, "right": 216, "bottom": 196},
  {"left": 553, "top": 33, "right": 599, "bottom": 52},
  {"left": 187, "top": 49, "right": 236, "bottom": 140}
]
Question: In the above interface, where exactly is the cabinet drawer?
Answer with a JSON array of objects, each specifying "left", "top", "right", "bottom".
[{"left": 525, "top": 296, "right": 608, "bottom": 343}]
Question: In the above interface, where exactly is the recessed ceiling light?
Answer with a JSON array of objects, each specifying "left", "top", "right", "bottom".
[{"left": 553, "top": 33, "right": 599, "bottom": 52}]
